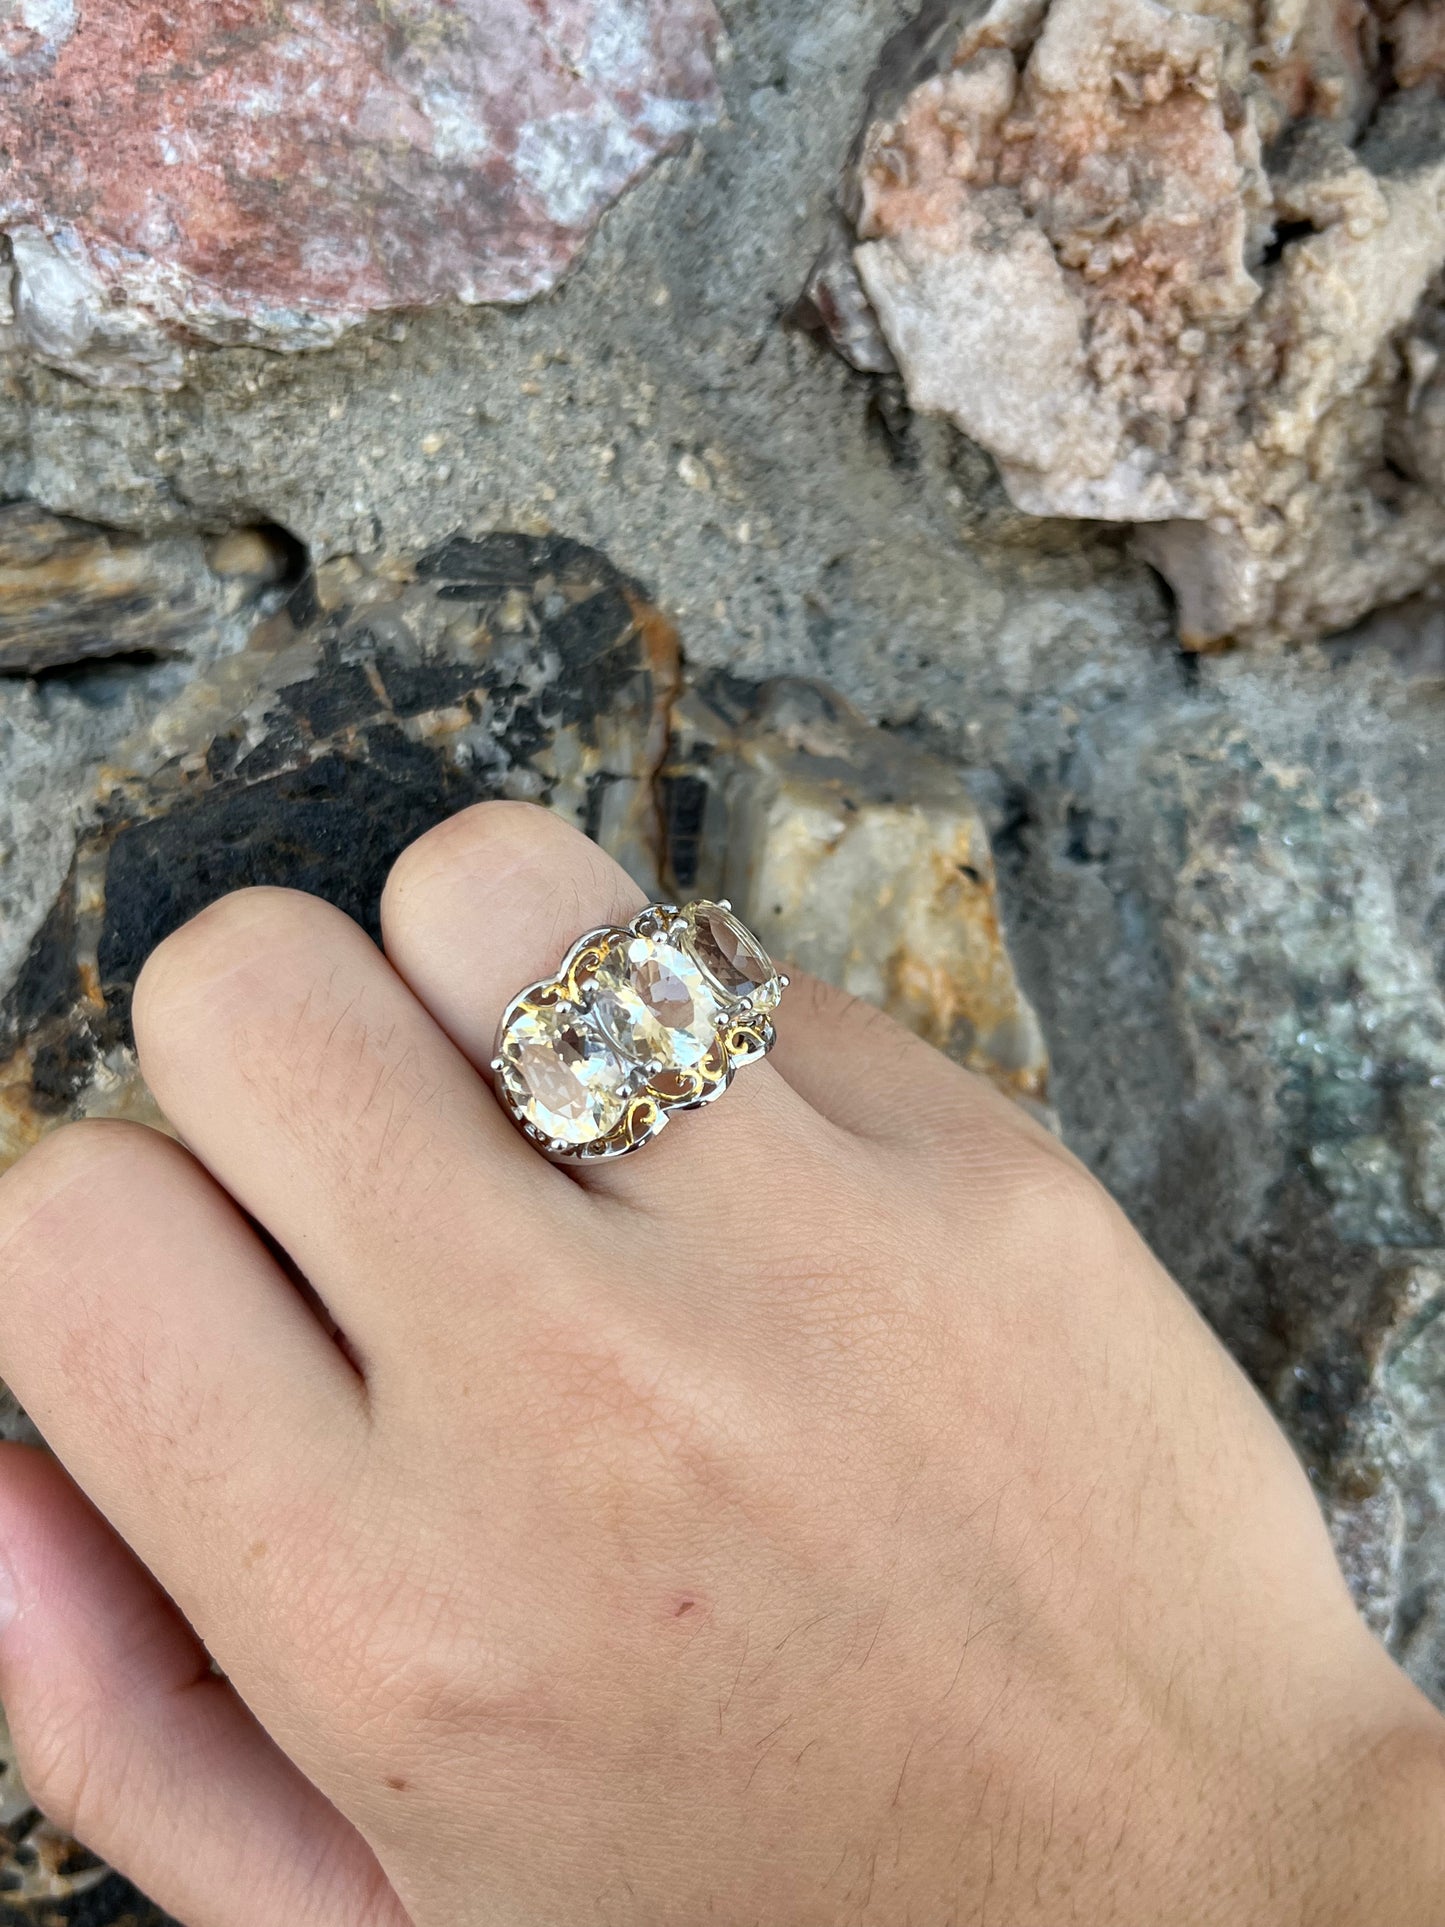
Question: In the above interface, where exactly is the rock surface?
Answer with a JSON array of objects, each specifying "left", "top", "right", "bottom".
[
  {"left": 982, "top": 651, "right": 1445, "bottom": 1696},
  {"left": 0, "top": 536, "right": 1047, "bottom": 1168},
  {"left": 0, "top": 0, "right": 721, "bottom": 386},
  {"left": 807, "top": 0, "right": 1445, "bottom": 648}
]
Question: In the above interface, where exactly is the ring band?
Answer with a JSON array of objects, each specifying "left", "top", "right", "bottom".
[{"left": 491, "top": 900, "right": 787, "bottom": 1161}]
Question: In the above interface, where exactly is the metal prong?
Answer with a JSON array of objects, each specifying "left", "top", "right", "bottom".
[
  {"left": 490, "top": 1057, "right": 504, "bottom": 1073},
  {"left": 778, "top": 973, "right": 790, "bottom": 988},
  {"left": 718, "top": 898, "right": 732, "bottom": 910}
]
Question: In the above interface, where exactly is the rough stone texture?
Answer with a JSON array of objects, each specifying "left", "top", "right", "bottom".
[
  {"left": 980, "top": 648, "right": 1445, "bottom": 1700},
  {"left": 0, "top": 0, "right": 721, "bottom": 386},
  {"left": 808, "top": 0, "right": 1445, "bottom": 648},
  {"left": 1127, "top": 701, "right": 1445, "bottom": 1662},
  {"left": 0, "top": 1, "right": 1441, "bottom": 1919}
]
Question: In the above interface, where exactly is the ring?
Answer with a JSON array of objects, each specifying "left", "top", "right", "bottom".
[{"left": 491, "top": 900, "right": 787, "bottom": 1161}]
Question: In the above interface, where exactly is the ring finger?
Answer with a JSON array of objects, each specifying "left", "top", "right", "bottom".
[{"left": 379, "top": 801, "right": 855, "bottom": 1215}]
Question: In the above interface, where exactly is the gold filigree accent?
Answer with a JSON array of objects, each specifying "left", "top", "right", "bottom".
[{"left": 723, "top": 1016, "right": 774, "bottom": 1066}]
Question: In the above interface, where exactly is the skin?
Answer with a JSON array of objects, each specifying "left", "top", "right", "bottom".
[{"left": 0, "top": 799, "right": 1440, "bottom": 1927}]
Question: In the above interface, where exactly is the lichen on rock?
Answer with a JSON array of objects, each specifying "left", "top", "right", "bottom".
[
  {"left": 0, "top": 0, "right": 721, "bottom": 388},
  {"left": 808, "top": 0, "right": 1445, "bottom": 648}
]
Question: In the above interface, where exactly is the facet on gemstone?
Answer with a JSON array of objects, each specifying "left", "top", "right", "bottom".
[
  {"left": 499, "top": 1003, "right": 631, "bottom": 1146},
  {"left": 590, "top": 936, "right": 721, "bottom": 1070},
  {"left": 682, "top": 902, "right": 777, "bottom": 1006}
]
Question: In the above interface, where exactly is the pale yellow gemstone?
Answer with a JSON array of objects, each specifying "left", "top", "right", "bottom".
[
  {"left": 499, "top": 1004, "right": 630, "bottom": 1145},
  {"left": 682, "top": 902, "right": 777, "bottom": 1007},
  {"left": 590, "top": 935, "right": 720, "bottom": 1069}
]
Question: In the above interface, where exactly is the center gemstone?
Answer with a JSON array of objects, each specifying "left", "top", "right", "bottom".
[
  {"left": 590, "top": 936, "right": 720, "bottom": 1069},
  {"left": 499, "top": 1004, "right": 630, "bottom": 1145}
]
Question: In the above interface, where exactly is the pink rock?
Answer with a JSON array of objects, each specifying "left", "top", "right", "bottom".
[
  {"left": 808, "top": 0, "right": 1445, "bottom": 650},
  {"left": 0, "top": 0, "right": 721, "bottom": 387}
]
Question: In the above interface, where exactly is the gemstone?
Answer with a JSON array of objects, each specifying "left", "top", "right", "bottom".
[
  {"left": 590, "top": 936, "right": 721, "bottom": 1070},
  {"left": 499, "top": 1004, "right": 630, "bottom": 1146},
  {"left": 682, "top": 902, "right": 776, "bottom": 1005}
]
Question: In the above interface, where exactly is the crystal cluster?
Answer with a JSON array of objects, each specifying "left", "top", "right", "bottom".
[{"left": 495, "top": 901, "right": 782, "bottom": 1156}]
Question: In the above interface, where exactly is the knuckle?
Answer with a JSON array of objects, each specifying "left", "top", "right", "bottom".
[
  {"left": 133, "top": 886, "right": 332, "bottom": 1031},
  {"left": 1006, "top": 1141, "right": 1119, "bottom": 1246},
  {"left": 383, "top": 799, "right": 558, "bottom": 908},
  {"left": 515, "top": 1316, "right": 706, "bottom": 1470},
  {"left": 296, "top": 1554, "right": 538, "bottom": 1768},
  {"left": 352, "top": 1641, "right": 515, "bottom": 1753},
  {"left": 0, "top": 1120, "right": 167, "bottom": 1260}
]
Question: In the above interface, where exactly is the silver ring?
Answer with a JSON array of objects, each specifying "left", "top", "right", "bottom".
[{"left": 491, "top": 900, "right": 787, "bottom": 1161}]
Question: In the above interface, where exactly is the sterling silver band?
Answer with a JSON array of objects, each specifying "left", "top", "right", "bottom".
[{"left": 491, "top": 900, "right": 786, "bottom": 1162}]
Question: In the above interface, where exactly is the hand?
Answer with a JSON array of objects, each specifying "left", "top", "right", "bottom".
[{"left": 0, "top": 802, "right": 1440, "bottom": 1927}]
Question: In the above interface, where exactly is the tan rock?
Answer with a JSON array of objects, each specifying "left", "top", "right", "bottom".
[{"left": 666, "top": 677, "right": 1052, "bottom": 1117}]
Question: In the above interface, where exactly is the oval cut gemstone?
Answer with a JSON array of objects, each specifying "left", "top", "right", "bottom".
[
  {"left": 683, "top": 902, "right": 776, "bottom": 1005},
  {"left": 591, "top": 936, "right": 720, "bottom": 1069},
  {"left": 499, "top": 1004, "right": 630, "bottom": 1145}
]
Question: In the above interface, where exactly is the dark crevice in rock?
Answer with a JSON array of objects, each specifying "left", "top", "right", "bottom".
[
  {"left": 862, "top": 376, "right": 918, "bottom": 467},
  {"left": 246, "top": 519, "right": 310, "bottom": 592},
  {"left": 986, "top": 782, "right": 1039, "bottom": 879},
  {"left": 1260, "top": 217, "right": 1321, "bottom": 268},
  {"left": 0, "top": 646, "right": 172, "bottom": 684}
]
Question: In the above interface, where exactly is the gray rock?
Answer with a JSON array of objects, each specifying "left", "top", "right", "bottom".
[{"left": 971, "top": 645, "right": 1445, "bottom": 1697}]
